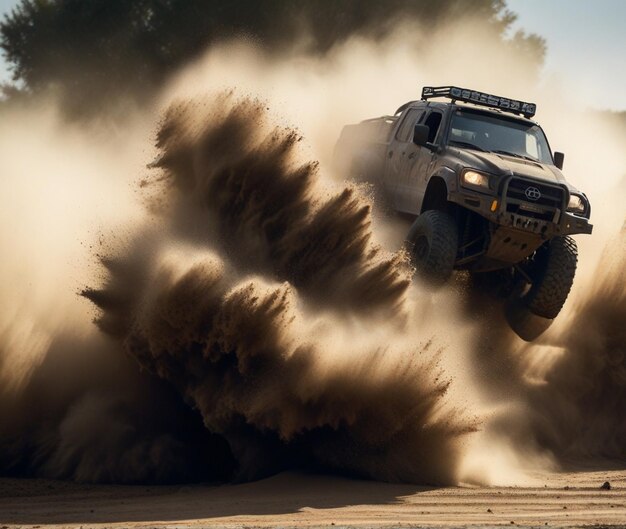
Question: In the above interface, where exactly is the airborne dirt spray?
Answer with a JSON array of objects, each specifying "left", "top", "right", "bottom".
[
  {"left": 0, "top": 17, "right": 625, "bottom": 486},
  {"left": 83, "top": 93, "right": 475, "bottom": 484}
]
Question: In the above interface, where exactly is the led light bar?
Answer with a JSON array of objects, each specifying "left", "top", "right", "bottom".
[{"left": 421, "top": 86, "right": 537, "bottom": 118}]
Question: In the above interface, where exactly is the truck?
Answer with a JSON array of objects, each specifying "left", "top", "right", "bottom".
[{"left": 334, "top": 86, "right": 593, "bottom": 339}]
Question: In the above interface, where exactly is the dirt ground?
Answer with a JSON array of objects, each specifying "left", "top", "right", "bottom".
[{"left": 1, "top": 469, "right": 625, "bottom": 528}]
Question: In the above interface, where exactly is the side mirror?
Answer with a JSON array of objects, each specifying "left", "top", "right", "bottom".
[
  {"left": 554, "top": 151, "right": 565, "bottom": 170},
  {"left": 413, "top": 124, "right": 430, "bottom": 146}
]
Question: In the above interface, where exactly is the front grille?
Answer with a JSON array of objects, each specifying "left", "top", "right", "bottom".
[{"left": 504, "top": 177, "right": 565, "bottom": 222}]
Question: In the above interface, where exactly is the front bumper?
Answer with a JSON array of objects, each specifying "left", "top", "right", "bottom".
[
  {"left": 450, "top": 175, "right": 593, "bottom": 238},
  {"left": 496, "top": 209, "right": 593, "bottom": 236}
]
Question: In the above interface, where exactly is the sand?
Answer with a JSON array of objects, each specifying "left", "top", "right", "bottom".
[{"left": 1, "top": 470, "right": 625, "bottom": 528}]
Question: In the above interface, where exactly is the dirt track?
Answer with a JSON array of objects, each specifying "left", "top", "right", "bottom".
[{"left": 1, "top": 470, "right": 625, "bottom": 528}]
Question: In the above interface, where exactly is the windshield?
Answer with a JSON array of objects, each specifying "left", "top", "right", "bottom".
[{"left": 448, "top": 109, "right": 553, "bottom": 164}]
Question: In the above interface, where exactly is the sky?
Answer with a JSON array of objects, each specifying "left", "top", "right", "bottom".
[
  {"left": 0, "top": 0, "right": 14, "bottom": 84},
  {"left": 506, "top": 0, "right": 626, "bottom": 111},
  {"left": 0, "top": 0, "right": 624, "bottom": 111},
  {"left": 0, "top": 0, "right": 18, "bottom": 83}
]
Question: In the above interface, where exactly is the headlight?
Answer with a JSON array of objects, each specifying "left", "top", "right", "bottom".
[
  {"left": 461, "top": 170, "right": 490, "bottom": 188},
  {"left": 567, "top": 194, "right": 586, "bottom": 214}
]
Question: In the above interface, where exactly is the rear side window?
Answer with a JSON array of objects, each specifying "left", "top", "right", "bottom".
[{"left": 395, "top": 109, "right": 424, "bottom": 142}]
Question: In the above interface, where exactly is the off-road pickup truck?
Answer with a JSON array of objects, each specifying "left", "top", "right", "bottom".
[{"left": 335, "top": 86, "right": 593, "bottom": 337}]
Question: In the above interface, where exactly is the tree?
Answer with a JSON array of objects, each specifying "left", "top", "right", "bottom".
[{"left": 0, "top": 0, "right": 545, "bottom": 117}]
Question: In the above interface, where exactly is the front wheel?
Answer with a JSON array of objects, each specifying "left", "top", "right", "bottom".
[
  {"left": 522, "top": 235, "right": 578, "bottom": 319},
  {"left": 406, "top": 210, "right": 458, "bottom": 287}
]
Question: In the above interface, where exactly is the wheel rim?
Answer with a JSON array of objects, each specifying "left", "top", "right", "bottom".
[{"left": 413, "top": 235, "right": 430, "bottom": 261}]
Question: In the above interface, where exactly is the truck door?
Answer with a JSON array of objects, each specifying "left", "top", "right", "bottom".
[
  {"left": 396, "top": 109, "right": 444, "bottom": 214},
  {"left": 383, "top": 108, "right": 424, "bottom": 208}
]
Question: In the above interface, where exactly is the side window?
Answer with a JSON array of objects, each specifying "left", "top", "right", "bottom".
[
  {"left": 424, "top": 111, "right": 443, "bottom": 143},
  {"left": 526, "top": 134, "right": 539, "bottom": 158},
  {"left": 395, "top": 109, "right": 424, "bottom": 142}
]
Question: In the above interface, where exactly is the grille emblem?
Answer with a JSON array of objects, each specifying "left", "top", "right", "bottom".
[{"left": 525, "top": 186, "right": 541, "bottom": 201}]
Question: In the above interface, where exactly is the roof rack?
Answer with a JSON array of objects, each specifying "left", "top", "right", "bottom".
[{"left": 421, "top": 86, "right": 536, "bottom": 119}]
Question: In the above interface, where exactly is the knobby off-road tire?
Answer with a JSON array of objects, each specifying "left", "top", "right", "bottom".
[
  {"left": 523, "top": 235, "right": 578, "bottom": 319},
  {"left": 406, "top": 210, "right": 458, "bottom": 286},
  {"left": 505, "top": 299, "right": 554, "bottom": 342}
]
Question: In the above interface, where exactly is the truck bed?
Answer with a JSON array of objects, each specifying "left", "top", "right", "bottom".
[{"left": 333, "top": 115, "right": 398, "bottom": 181}]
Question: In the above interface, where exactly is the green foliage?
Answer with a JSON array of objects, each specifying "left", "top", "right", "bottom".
[{"left": 0, "top": 0, "right": 545, "bottom": 116}]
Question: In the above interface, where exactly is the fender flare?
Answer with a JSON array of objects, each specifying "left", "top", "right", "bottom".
[{"left": 418, "top": 166, "right": 458, "bottom": 212}]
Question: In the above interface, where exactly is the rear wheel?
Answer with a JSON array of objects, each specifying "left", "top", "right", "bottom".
[{"left": 406, "top": 210, "right": 458, "bottom": 286}]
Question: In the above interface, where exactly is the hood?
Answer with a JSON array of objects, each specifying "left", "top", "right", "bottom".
[{"left": 450, "top": 148, "right": 567, "bottom": 184}]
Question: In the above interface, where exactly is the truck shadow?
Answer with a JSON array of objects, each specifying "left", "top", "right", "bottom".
[{"left": 0, "top": 472, "right": 437, "bottom": 525}]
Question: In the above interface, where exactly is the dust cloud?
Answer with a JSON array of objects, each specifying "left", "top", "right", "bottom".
[
  {"left": 514, "top": 228, "right": 626, "bottom": 462},
  {"left": 0, "top": 15, "right": 625, "bottom": 487},
  {"left": 0, "top": 102, "right": 232, "bottom": 483}
]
